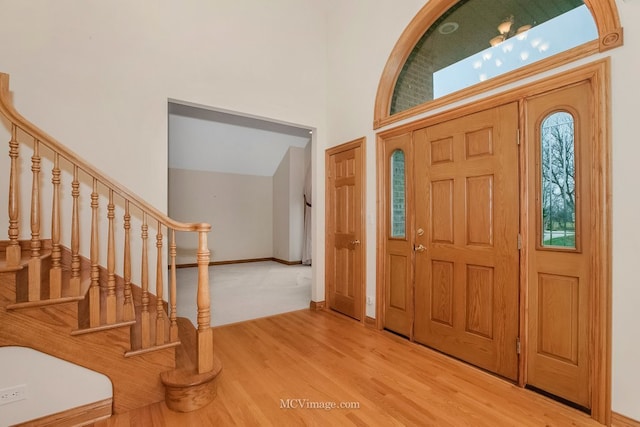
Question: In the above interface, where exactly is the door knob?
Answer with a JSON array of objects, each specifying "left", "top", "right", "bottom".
[
  {"left": 350, "top": 239, "right": 361, "bottom": 245},
  {"left": 414, "top": 244, "right": 426, "bottom": 252}
]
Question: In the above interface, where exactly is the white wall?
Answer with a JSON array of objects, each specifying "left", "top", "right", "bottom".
[
  {"left": 0, "top": 346, "right": 112, "bottom": 425},
  {"left": 288, "top": 147, "right": 306, "bottom": 261},
  {"left": 273, "top": 146, "right": 306, "bottom": 262},
  {"left": 273, "top": 150, "right": 291, "bottom": 261},
  {"left": 608, "top": 1, "right": 640, "bottom": 419},
  {"left": 168, "top": 168, "right": 272, "bottom": 263}
]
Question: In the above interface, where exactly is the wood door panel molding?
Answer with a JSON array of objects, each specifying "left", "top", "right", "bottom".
[
  {"left": 465, "top": 174, "right": 494, "bottom": 247},
  {"left": 536, "top": 273, "right": 580, "bottom": 364},
  {"left": 430, "top": 260, "right": 454, "bottom": 327},
  {"left": 465, "top": 264, "right": 495, "bottom": 340}
]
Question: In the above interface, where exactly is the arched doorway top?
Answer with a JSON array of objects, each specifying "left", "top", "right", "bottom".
[{"left": 373, "top": 0, "right": 622, "bottom": 129}]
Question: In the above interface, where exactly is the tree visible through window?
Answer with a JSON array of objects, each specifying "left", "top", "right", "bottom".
[{"left": 541, "top": 111, "right": 576, "bottom": 248}]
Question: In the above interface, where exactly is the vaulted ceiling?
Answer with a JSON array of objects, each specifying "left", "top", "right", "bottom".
[{"left": 168, "top": 102, "right": 311, "bottom": 177}]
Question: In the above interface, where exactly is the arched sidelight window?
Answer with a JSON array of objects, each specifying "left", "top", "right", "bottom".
[
  {"left": 390, "top": 149, "right": 406, "bottom": 238},
  {"left": 374, "top": 0, "right": 622, "bottom": 128},
  {"left": 540, "top": 111, "right": 577, "bottom": 249}
]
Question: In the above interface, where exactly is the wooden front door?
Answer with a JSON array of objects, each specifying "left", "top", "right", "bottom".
[
  {"left": 413, "top": 103, "right": 520, "bottom": 380},
  {"left": 524, "top": 82, "right": 592, "bottom": 408},
  {"left": 325, "top": 138, "right": 365, "bottom": 321}
]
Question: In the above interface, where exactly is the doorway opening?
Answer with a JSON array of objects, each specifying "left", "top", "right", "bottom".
[{"left": 167, "top": 101, "right": 314, "bottom": 326}]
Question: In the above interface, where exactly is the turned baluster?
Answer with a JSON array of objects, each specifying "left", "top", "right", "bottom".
[
  {"left": 28, "top": 139, "right": 42, "bottom": 301},
  {"left": 6, "top": 124, "right": 21, "bottom": 266},
  {"left": 29, "top": 139, "right": 41, "bottom": 258},
  {"left": 88, "top": 178, "right": 101, "bottom": 327},
  {"left": 155, "top": 222, "right": 165, "bottom": 346},
  {"left": 69, "top": 166, "right": 81, "bottom": 296},
  {"left": 197, "top": 230, "right": 213, "bottom": 374},
  {"left": 169, "top": 229, "right": 178, "bottom": 342},
  {"left": 50, "top": 153, "right": 62, "bottom": 298},
  {"left": 122, "top": 200, "right": 135, "bottom": 321},
  {"left": 140, "top": 213, "right": 150, "bottom": 348},
  {"left": 106, "top": 189, "right": 116, "bottom": 324}
]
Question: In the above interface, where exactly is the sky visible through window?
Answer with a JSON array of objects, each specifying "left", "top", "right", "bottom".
[{"left": 433, "top": 5, "right": 597, "bottom": 98}]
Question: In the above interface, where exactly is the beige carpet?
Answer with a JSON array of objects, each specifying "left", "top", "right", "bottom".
[{"left": 176, "top": 261, "right": 312, "bottom": 327}]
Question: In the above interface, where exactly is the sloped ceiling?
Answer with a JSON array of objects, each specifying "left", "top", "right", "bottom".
[{"left": 168, "top": 102, "right": 311, "bottom": 177}]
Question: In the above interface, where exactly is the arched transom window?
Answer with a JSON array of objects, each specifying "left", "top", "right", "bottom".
[
  {"left": 374, "top": 0, "right": 622, "bottom": 128},
  {"left": 392, "top": 0, "right": 597, "bottom": 114}
]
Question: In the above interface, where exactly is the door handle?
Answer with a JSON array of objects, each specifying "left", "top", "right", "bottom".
[
  {"left": 414, "top": 244, "right": 426, "bottom": 252},
  {"left": 350, "top": 240, "right": 361, "bottom": 245}
]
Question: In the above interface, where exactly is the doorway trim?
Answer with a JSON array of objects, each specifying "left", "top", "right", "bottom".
[{"left": 375, "top": 59, "right": 611, "bottom": 424}]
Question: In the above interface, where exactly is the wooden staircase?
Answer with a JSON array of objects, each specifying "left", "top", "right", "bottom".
[{"left": 0, "top": 72, "right": 222, "bottom": 418}]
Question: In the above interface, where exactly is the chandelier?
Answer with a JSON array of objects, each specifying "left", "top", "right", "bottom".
[{"left": 489, "top": 15, "right": 533, "bottom": 47}]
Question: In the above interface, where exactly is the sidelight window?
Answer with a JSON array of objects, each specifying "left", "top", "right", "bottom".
[
  {"left": 390, "top": 149, "right": 406, "bottom": 238},
  {"left": 540, "top": 111, "right": 576, "bottom": 249}
]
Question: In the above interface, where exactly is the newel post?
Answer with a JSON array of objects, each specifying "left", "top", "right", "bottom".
[{"left": 196, "top": 229, "right": 213, "bottom": 374}]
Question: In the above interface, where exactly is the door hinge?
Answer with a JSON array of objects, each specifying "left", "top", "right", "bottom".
[
  {"left": 517, "top": 233, "right": 522, "bottom": 250},
  {"left": 516, "top": 129, "right": 521, "bottom": 145},
  {"left": 516, "top": 337, "right": 521, "bottom": 354}
]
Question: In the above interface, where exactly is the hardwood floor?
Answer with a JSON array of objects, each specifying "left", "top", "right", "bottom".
[{"left": 95, "top": 309, "right": 601, "bottom": 426}]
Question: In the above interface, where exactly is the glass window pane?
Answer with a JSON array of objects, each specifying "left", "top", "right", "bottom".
[
  {"left": 541, "top": 111, "right": 576, "bottom": 248},
  {"left": 391, "top": 0, "right": 597, "bottom": 115},
  {"left": 390, "top": 150, "right": 406, "bottom": 238}
]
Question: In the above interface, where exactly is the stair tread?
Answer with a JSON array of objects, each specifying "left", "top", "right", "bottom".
[
  {"left": 7, "top": 295, "right": 84, "bottom": 310},
  {"left": 125, "top": 340, "right": 181, "bottom": 358},
  {"left": 71, "top": 319, "right": 137, "bottom": 335}
]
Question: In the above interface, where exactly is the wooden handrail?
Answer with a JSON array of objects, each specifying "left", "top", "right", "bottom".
[{"left": 1, "top": 71, "right": 214, "bottom": 376}]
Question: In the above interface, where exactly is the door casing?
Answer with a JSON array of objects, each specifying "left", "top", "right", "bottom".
[{"left": 375, "top": 59, "right": 611, "bottom": 423}]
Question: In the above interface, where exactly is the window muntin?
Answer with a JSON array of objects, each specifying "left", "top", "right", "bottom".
[
  {"left": 390, "top": 150, "right": 406, "bottom": 238},
  {"left": 391, "top": 0, "right": 597, "bottom": 115},
  {"left": 540, "top": 111, "right": 576, "bottom": 249}
]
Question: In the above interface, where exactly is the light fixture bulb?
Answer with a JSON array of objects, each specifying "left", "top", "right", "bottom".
[
  {"left": 498, "top": 17, "right": 513, "bottom": 35},
  {"left": 517, "top": 24, "right": 532, "bottom": 34},
  {"left": 490, "top": 35, "right": 505, "bottom": 47}
]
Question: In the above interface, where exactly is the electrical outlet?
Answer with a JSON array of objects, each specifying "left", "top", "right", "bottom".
[{"left": 0, "top": 384, "right": 27, "bottom": 405}]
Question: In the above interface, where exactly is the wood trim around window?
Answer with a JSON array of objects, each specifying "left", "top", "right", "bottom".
[{"left": 373, "top": 0, "right": 622, "bottom": 130}]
